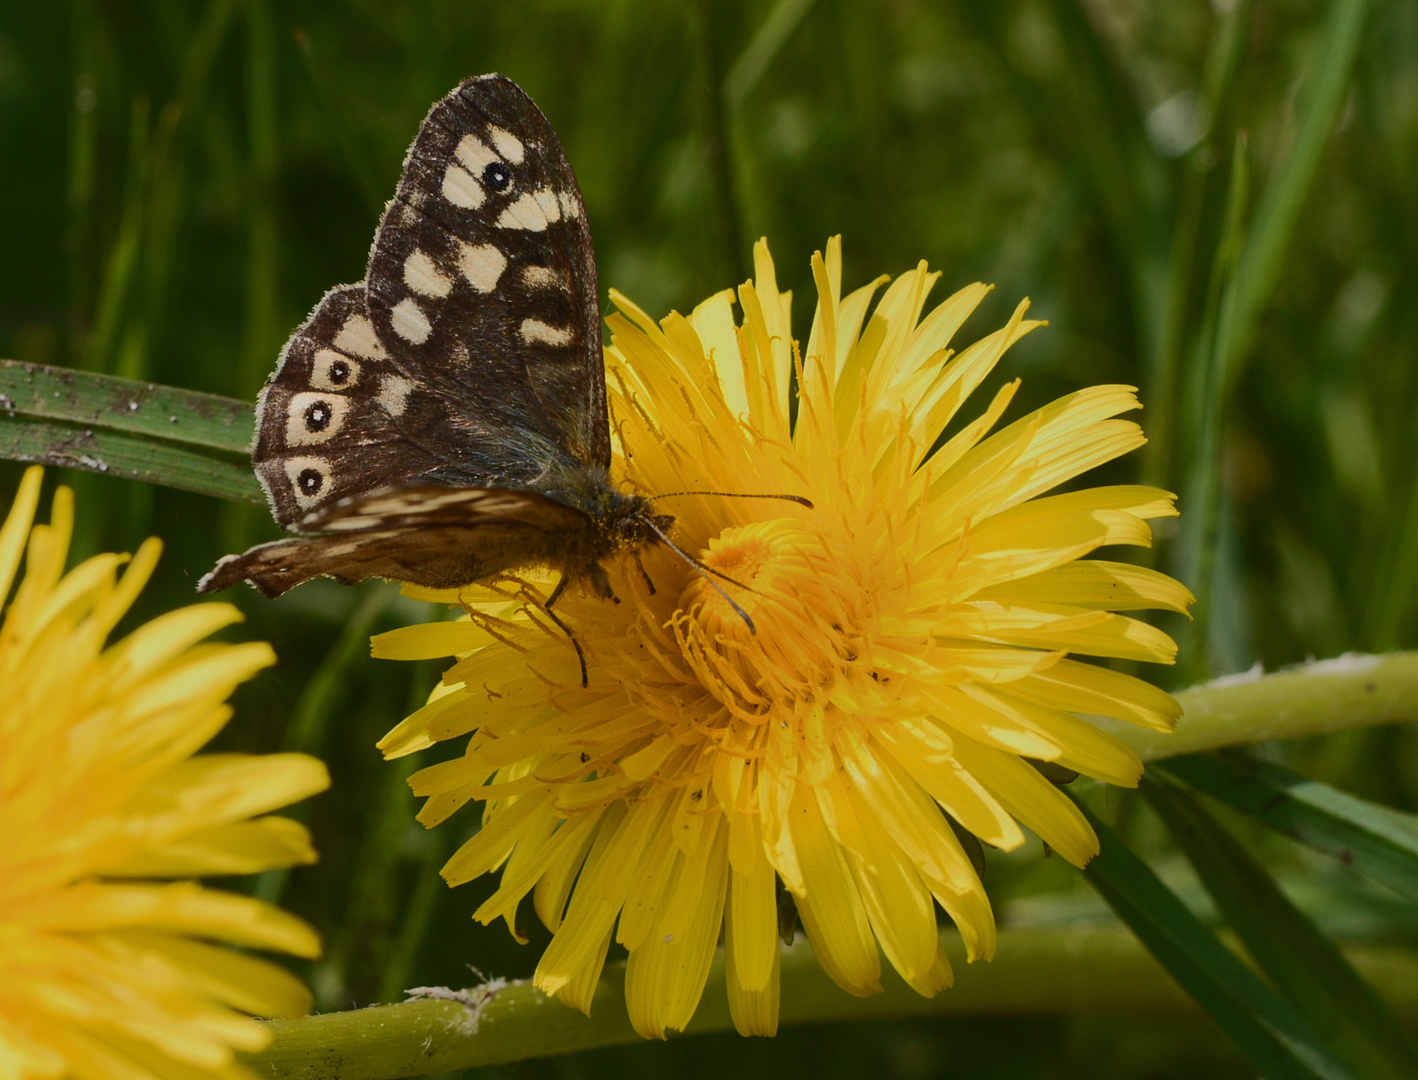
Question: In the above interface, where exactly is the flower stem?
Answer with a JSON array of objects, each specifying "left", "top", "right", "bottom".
[
  {"left": 1111, "top": 652, "right": 1418, "bottom": 763},
  {"left": 244, "top": 927, "right": 1418, "bottom": 1080}
]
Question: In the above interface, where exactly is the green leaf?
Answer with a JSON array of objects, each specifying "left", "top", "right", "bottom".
[
  {"left": 0, "top": 360, "right": 260, "bottom": 504},
  {"left": 1079, "top": 804, "right": 1356, "bottom": 1080},
  {"left": 1141, "top": 773, "right": 1418, "bottom": 1080},
  {"left": 1158, "top": 753, "right": 1418, "bottom": 902}
]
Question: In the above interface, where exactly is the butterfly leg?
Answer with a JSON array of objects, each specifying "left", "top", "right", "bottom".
[
  {"left": 543, "top": 573, "right": 589, "bottom": 688},
  {"left": 587, "top": 562, "right": 619, "bottom": 604},
  {"left": 633, "top": 550, "right": 657, "bottom": 595}
]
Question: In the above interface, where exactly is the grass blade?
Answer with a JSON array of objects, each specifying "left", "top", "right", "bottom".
[
  {"left": 1229, "top": 0, "right": 1374, "bottom": 380},
  {"left": 1175, "top": 131, "right": 1249, "bottom": 680},
  {"left": 1079, "top": 805, "right": 1356, "bottom": 1080},
  {"left": 1142, "top": 773, "right": 1418, "bottom": 1080},
  {"left": 1142, "top": 0, "right": 1254, "bottom": 488},
  {"left": 0, "top": 360, "right": 258, "bottom": 503},
  {"left": 1158, "top": 753, "right": 1418, "bottom": 902},
  {"left": 724, "top": 0, "right": 818, "bottom": 112}
]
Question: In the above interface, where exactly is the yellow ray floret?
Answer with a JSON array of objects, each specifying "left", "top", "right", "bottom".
[
  {"left": 372, "top": 238, "right": 1191, "bottom": 1040},
  {"left": 0, "top": 468, "right": 328, "bottom": 1080}
]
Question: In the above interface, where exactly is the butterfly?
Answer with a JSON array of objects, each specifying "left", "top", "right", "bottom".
[{"left": 197, "top": 74, "right": 680, "bottom": 681}]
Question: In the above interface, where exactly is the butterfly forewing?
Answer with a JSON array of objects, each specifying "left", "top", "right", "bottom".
[
  {"left": 253, "top": 284, "right": 449, "bottom": 527},
  {"left": 365, "top": 74, "right": 609, "bottom": 480}
]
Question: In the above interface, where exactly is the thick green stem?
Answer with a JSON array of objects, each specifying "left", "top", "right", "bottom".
[
  {"left": 1109, "top": 652, "right": 1418, "bottom": 762},
  {"left": 243, "top": 651, "right": 1418, "bottom": 1079},
  {"left": 243, "top": 928, "right": 1418, "bottom": 1080}
]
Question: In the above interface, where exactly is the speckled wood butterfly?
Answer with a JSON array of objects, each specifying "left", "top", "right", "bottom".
[{"left": 198, "top": 75, "right": 677, "bottom": 678}]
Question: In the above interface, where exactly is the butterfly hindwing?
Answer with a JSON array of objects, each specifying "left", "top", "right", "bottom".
[
  {"left": 252, "top": 283, "right": 450, "bottom": 527},
  {"left": 199, "top": 485, "right": 592, "bottom": 597},
  {"left": 364, "top": 74, "right": 609, "bottom": 480}
]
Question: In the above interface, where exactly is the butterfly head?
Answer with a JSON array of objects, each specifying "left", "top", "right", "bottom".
[{"left": 598, "top": 490, "right": 674, "bottom": 552}]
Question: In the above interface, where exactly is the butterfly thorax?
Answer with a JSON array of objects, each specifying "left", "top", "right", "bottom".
[{"left": 538, "top": 463, "right": 673, "bottom": 575}]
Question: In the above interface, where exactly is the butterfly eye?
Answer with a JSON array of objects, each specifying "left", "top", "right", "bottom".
[
  {"left": 304, "top": 401, "right": 333, "bottom": 433},
  {"left": 482, "top": 161, "right": 512, "bottom": 193},
  {"left": 297, "top": 468, "right": 323, "bottom": 495}
]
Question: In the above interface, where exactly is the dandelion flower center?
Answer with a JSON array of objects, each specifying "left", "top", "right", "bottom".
[{"left": 681, "top": 520, "right": 862, "bottom": 712}]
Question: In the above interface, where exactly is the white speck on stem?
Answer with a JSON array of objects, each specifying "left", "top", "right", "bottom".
[{"left": 403, "top": 978, "right": 511, "bottom": 1035}]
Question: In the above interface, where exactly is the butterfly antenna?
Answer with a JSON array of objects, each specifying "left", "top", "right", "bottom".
[
  {"left": 644, "top": 519, "right": 757, "bottom": 635},
  {"left": 647, "top": 491, "right": 814, "bottom": 509}
]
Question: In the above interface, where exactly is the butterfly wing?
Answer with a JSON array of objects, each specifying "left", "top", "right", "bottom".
[
  {"left": 197, "top": 485, "right": 591, "bottom": 597},
  {"left": 209, "top": 75, "right": 616, "bottom": 598},
  {"left": 252, "top": 284, "right": 455, "bottom": 527},
  {"left": 364, "top": 73, "right": 610, "bottom": 479}
]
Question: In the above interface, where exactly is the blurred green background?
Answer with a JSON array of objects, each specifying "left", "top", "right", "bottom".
[{"left": 2, "top": 0, "right": 1416, "bottom": 1077}]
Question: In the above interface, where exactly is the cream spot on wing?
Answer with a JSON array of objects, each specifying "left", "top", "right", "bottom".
[
  {"left": 286, "top": 392, "right": 351, "bottom": 447},
  {"left": 335, "top": 315, "right": 388, "bottom": 360},
  {"left": 323, "top": 515, "right": 380, "bottom": 531},
  {"left": 476, "top": 494, "right": 528, "bottom": 514},
  {"left": 521, "top": 265, "right": 566, "bottom": 289},
  {"left": 520, "top": 318, "right": 573, "bottom": 346},
  {"left": 488, "top": 126, "right": 525, "bottom": 164},
  {"left": 391, "top": 298, "right": 433, "bottom": 344},
  {"left": 378, "top": 375, "right": 415, "bottom": 417},
  {"left": 404, "top": 249, "right": 453, "bottom": 298},
  {"left": 441, "top": 163, "right": 484, "bottom": 209},
  {"left": 285, "top": 456, "right": 333, "bottom": 510},
  {"left": 388, "top": 202, "right": 418, "bottom": 228},
  {"left": 364, "top": 491, "right": 466, "bottom": 513},
  {"left": 458, "top": 242, "right": 507, "bottom": 293},
  {"left": 558, "top": 189, "right": 583, "bottom": 220},
  {"left": 312, "top": 349, "right": 361, "bottom": 390},
  {"left": 533, "top": 188, "right": 562, "bottom": 224},
  {"left": 455, "top": 134, "right": 499, "bottom": 174},
  {"left": 495, "top": 191, "right": 550, "bottom": 231}
]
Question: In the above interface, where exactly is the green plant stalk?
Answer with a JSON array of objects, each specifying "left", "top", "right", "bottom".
[
  {"left": 687, "top": 0, "right": 747, "bottom": 284},
  {"left": 1366, "top": 459, "right": 1418, "bottom": 651},
  {"left": 243, "top": 927, "right": 1418, "bottom": 1080},
  {"left": 86, "top": 96, "right": 152, "bottom": 377},
  {"left": 1142, "top": 0, "right": 1253, "bottom": 490},
  {"left": 723, "top": 0, "right": 817, "bottom": 112},
  {"left": 1228, "top": 0, "right": 1374, "bottom": 383},
  {"left": 240, "top": 0, "right": 280, "bottom": 402},
  {"left": 1175, "top": 131, "right": 1249, "bottom": 683},
  {"left": 1105, "top": 651, "right": 1418, "bottom": 762}
]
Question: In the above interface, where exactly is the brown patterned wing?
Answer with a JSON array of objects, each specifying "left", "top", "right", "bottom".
[
  {"left": 197, "top": 485, "right": 591, "bottom": 597},
  {"left": 364, "top": 74, "right": 609, "bottom": 479},
  {"left": 252, "top": 284, "right": 452, "bottom": 528}
]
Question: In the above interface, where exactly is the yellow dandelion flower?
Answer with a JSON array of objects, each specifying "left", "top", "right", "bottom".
[
  {"left": 0, "top": 468, "right": 329, "bottom": 1080},
  {"left": 372, "top": 239, "right": 1192, "bottom": 1039}
]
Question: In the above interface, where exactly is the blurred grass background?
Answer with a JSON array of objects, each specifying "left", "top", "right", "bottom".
[{"left": 2, "top": 1, "right": 1416, "bottom": 1077}]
